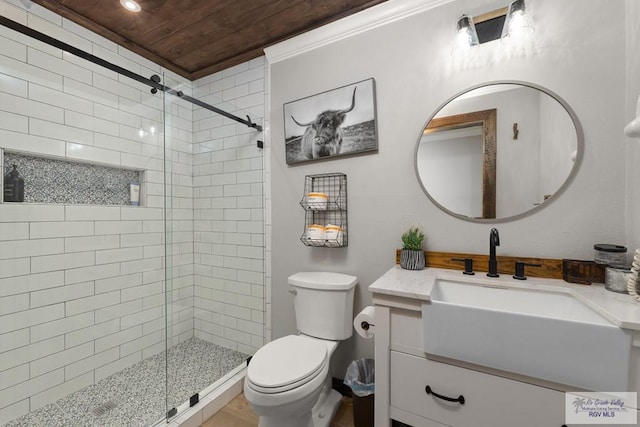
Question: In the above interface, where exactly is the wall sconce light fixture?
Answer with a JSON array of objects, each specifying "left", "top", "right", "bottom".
[
  {"left": 452, "top": 14, "right": 479, "bottom": 54},
  {"left": 501, "top": 0, "right": 534, "bottom": 42},
  {"left": 452, "top": 0, "right": 534, "bottom": 52}
]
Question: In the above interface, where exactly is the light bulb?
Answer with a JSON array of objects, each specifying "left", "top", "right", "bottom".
[
  {"left": 120, "top": 0, "right": 141, "bottom": 12},
  {"left": 451, "top": 15, "right": 479, "bottom": 56},
  {"left": 501, "top": 0, "right": 534, "bottom": 42}
]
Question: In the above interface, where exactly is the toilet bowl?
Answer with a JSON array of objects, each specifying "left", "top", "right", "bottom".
[
  {"left": 244, "top": 272, "right": 358, "bottom": 427},
  {"left": 244, "top": 335, "right": 338, "bottom": 427}
]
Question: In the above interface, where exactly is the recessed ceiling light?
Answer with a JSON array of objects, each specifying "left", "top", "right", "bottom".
[{"left": 120, "top": 0, "right": 141, "bottom": 12}]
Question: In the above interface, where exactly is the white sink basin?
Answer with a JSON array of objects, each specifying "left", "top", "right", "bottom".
[{"left": 422, "top": 276, "right": 632, "bottom": 391}]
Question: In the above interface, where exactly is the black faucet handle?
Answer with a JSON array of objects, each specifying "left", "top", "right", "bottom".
[
  {"left": 490, "top": 228, "right": 500, "bottom": 246},
  {"left": 513, "top": 261, "right": 542, "bottom": 280},
  {"left": 452, "top": 258, "right": 475, "bottom": 275}
]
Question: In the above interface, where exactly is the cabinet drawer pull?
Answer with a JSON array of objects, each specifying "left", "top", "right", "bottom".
[{"left": 425, "top": 385, "right": 465, "bottom": 405}]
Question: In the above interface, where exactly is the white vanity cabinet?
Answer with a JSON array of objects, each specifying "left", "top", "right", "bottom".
[
  {"left": 370, "top": 267, "right": 640, "bottom": 427},
  {"left": 374, "top": 299, "right": 565, "bottom": 427},
  {"left": 390, "top": 352, "right": 567, "bottom": 427}
]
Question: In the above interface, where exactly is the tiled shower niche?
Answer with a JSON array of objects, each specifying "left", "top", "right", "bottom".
[{"left": 2, "top": 152, "right": 142, "bottom": 205}]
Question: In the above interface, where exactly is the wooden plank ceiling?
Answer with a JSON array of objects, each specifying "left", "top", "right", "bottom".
[{"left": 31, "top": 0, "right": 387, "bottom": 80}]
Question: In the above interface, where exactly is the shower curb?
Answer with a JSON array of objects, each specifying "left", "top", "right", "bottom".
[{"left": 156, "top": 364, "right": 246, "bottom": 427}]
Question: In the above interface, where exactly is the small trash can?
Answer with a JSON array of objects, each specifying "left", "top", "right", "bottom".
[{"left": 344, "top": 358, "right": 375, "bottom": 427}]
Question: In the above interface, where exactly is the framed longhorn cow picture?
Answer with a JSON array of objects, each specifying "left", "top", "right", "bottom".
[{"left": 284, "top": 78, "right": 378, "bottom": 164}]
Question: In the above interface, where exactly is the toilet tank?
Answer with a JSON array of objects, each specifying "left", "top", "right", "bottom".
[{"left": 288, "top": 272, "right": 358, "bottom": 340}]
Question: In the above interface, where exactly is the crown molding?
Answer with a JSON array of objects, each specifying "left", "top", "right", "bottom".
[{"left": 264, "top": 0, "right": 454, "bottom": 64}]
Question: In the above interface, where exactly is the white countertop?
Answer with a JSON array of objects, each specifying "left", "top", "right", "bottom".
[{"left": 369, "top": 265, "right": 640, "bottom": 331}]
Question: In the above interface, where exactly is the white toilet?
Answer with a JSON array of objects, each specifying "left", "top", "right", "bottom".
[{"left": 244, "top": 271, "right": 358, "bottom": 427}]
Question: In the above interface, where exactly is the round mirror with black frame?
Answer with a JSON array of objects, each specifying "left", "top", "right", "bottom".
[{"left": 415, "top": 81, "right": 583, "bottom": 222}]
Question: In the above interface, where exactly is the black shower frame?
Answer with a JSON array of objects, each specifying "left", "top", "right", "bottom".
[{"left": 0, "top": 15, "right": 263, "bottom": 132}]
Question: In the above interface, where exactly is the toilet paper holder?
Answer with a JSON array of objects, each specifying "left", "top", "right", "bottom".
[
  {"left": 354, "top": 306, "right": 376, "bottom": 338},
  {"left": 360, "top": 320, "right": 375, "bottom": 331}
]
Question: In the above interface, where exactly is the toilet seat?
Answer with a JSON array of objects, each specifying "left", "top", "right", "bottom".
[{"left": 247, "top": 335, "right": 328, "bottom": 394}]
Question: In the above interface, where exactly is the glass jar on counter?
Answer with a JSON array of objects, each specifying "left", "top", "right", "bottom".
[
  {"left": 594, "top": 244, "right": 627, "bottom": 265},
  {"left": 605, "top": 265, "right": 631, "bottom": 293}
]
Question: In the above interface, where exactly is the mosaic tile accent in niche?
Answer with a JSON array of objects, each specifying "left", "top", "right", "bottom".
[{"left": 3, "top": 152, "right": 142, "bottom": 205}]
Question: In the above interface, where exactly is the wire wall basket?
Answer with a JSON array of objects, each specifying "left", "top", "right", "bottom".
[{"left": 299, "top": 173, "right": 348, "bottom": 248}]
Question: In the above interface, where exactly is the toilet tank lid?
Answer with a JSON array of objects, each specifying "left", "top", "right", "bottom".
[{"left": 288, "top": 272, "right": 358, "bottom": 290}]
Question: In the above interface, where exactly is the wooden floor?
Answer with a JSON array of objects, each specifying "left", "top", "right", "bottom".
[{"left": 202, "top": 392, "right": 355, "bottom": 427}]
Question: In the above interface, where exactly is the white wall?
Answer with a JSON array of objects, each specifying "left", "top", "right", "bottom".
[
  {"left": 0, "top": 1, "right": 193, "bottom": 423},
  {"left": 268, "top": 0, "right": 627, "bottom": 377}
]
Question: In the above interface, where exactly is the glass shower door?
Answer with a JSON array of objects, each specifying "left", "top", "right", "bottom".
[
  {"left": 162, "top": 71, "right": 204, "bottom": 420},
  {"left": 162, "top": 68, "right": 267, "bottom": 422}
]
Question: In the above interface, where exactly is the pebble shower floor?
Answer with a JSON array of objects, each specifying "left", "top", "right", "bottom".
[{"left": 4, "top": 338, "right": 248, "bottom": 427}]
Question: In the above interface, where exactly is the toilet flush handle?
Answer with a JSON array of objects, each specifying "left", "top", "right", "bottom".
[{"left": 288, "top": 288, "right": 297, "bottom": 295}]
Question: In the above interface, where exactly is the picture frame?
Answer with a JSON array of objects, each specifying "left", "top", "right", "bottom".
[{"left": 284, "top": 78, "right": 378, "bottom": 164}]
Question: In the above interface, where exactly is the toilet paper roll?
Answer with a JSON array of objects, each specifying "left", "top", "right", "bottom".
[{"left": 354, "top": 306, "right": 376, "bottom": 339}]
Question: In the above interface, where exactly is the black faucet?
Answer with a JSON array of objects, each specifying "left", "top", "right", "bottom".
[{"left": 487, "top": 228, "right": 500, "bottom": 277}]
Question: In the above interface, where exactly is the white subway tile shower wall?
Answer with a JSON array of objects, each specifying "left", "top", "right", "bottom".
[
  {"left": 0, "top": 0, "right": 194, "bottom": 423},
  {"left": 192, "top": 57, "right": 266, "bottom": 355}
]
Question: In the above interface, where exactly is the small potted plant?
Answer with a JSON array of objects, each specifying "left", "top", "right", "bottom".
[{"left": 400, "top": 226, "right": 425, "bottom": 270}]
